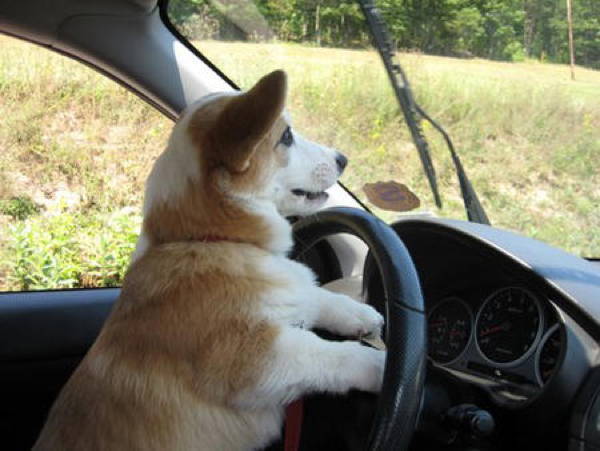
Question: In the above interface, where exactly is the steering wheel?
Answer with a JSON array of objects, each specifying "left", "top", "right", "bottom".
[{"left": 292, "top": 207, "right": 427, "bottom": 451}]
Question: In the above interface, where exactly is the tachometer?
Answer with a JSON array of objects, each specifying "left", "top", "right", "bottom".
[
  {"left": 475, "top": 287, "right": 542, "bottom": 365},
  {"left": 428, "top": 297, "right": 472, "bottom": 364}
]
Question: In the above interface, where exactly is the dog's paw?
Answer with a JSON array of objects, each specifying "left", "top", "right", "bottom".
[
  {"left": 345, "top": 301, "right": 384, "bottom": 339},
  {"left": 350, "top": 345, "right": 386, "bottom": 393},
  {"left": 318, "top": 292, "right": 384, "bottom": 338}
]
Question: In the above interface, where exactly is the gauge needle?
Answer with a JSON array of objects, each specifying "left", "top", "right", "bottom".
[{"left": 480, "top": 322, "right": 510, "bottom": 336}]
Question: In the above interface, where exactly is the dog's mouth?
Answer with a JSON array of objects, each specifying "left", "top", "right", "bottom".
[{"left": 291, "top": 189, "right": 329, "bottom": 201}]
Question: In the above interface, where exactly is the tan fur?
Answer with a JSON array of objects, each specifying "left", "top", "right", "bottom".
[
  {"left": 201, "top": 70, "right": 287, "bottom": 175},
  {"left": 35, "top": 244, "right": 282, "bottom": 450},
  {"left": 34, "top": 71, "right": 290, "bottom": 450},
  {"left": 99, "top": 243, "right": 280, "bottom": 403},
  {"left": 144, "top": 75, "right": 289, "bottom": 249}
]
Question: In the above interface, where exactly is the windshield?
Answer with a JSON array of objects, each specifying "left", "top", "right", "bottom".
[{"left": 166, "top": 0, "right": 599, "bottom": 257}]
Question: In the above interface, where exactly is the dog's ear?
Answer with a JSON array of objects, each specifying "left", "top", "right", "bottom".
[{"left": 214, "top": 70, "right": 287, "bottom": 173}]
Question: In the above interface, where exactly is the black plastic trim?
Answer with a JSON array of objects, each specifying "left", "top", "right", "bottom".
[
  {"left": 0, "top": 289, "right": 117, "bottom": 361},
  {"left": 158, "top": 0, "right": 238, "bottom": 90}
]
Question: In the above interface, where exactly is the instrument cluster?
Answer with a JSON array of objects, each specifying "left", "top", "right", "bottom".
[{"left": 427, "top": 286, "right": 565, "bottom": 405}]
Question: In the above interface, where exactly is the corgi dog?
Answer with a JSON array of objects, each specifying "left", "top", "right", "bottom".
[{"left": 34, "top": 70, "right": 385, "bottom": 451}]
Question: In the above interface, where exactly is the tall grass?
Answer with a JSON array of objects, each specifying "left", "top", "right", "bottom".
[
  {"left": 0, "top": 36, "right": 171, "bottom": 290},
  {"left": 0, "top": 35, "right": 598, "bottom": 290},
  {"left": 198, "top": 42, "right": 600, "bottom": 256}
]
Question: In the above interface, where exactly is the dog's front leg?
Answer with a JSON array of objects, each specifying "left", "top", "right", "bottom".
[
  {"left": 246, "top": 327, "right": 385, "bottom": 408},
  {"left": 311, "top": 288, "right": 384, "bottom": 339}
]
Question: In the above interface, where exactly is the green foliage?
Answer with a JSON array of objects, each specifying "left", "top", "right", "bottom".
[
  {"left": 167, "top": 0, "right": 600, "bottom": 69},
  {"left": 3, "top": 209, "right": 140, "bottom": 291},
  {"left": 0, "top": 196, "right": 39, "bottom": 220},
  {"left": 505, "top": 41, "right": 526, "bottom": 61}
]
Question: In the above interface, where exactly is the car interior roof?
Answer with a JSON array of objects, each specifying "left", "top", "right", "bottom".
[
  {"left": 0, "top": 0, "right": 156, "bottom": 42},
  {"left": 0, "top": 0, "right": 231, "bottom": 117}
]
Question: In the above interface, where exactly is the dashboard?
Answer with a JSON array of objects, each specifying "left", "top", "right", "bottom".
[
  {"left": 427, "top": 285, "right": 564, "bottom": 405},
  {"left": 360, "top": 217, "right": 600, "bottom": 450}
]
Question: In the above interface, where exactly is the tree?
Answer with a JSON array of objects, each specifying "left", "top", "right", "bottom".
[{"left": 167, "top": 0, "right": 600, "bottom": 69}]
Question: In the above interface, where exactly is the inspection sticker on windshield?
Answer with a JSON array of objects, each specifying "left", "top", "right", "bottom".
[{"left": 363, "top": 181, "right": 420, "bottom": 212}]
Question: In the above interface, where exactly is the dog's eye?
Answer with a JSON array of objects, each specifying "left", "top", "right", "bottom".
[{"left": 279, "top": 127, "right": 294, "bottom": 147}]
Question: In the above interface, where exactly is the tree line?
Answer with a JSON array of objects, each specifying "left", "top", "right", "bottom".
[{"left": 169, "top": 0, "right": 600, "bottom": 69}]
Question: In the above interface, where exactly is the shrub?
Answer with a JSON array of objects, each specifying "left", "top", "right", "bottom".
[
  {"left": 504, "top": 41, "right": 526, "bottom": 62},
  {"left": 0, "top": 196, "right": 40, "bottom": 220},
  {"left": 3, "top": 208, "right": 140, "bottom": 291}
]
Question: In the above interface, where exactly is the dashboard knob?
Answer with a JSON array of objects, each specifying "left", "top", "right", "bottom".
[{"left": 444, "top": 403, "right": 495, "bottom": 438}]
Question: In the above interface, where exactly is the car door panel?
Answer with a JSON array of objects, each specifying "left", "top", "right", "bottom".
[{"left": 0, "top": 289, "right": 117, "bottom": 450}]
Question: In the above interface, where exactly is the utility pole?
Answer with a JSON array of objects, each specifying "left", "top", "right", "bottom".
[
  {"left": 566, "top": 0, "right": 575, "bottom": 80},
  {"left": 315, "top": 2, "right": 321, "bottom": 46}
]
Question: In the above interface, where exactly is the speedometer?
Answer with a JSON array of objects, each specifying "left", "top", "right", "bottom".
[
  {"left": 428, "top": 297, "right": 472, "bottom": 364},
  {"left": 475, "top": 287, "right": 542, "bottom": 365}
]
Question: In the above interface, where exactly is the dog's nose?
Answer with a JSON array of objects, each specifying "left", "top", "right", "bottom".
[{"left": 335, "top": 153, "right": 348, "bottom": 174}]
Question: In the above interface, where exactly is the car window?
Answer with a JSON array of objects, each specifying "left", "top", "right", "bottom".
[{"left": 0, "top": 35, "right": 172, "bottom": 292}]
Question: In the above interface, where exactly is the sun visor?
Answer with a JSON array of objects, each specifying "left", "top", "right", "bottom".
[{"left": 0, "top": 0, "right": 156, "bottom": 46}]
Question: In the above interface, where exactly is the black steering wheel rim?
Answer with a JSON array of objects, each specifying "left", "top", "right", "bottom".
[{"left": 291, "top": 206, "right": 427, "bottom": 451}]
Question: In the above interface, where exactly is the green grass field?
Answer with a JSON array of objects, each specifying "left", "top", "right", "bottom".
[{"left": 0, "top": 36, "right": 598, "bottom": 290}]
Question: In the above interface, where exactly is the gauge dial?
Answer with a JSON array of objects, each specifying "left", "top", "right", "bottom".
[
  {"left": 476, "top": 287, "right": 542, "bottom": 365},
  {"left": 537, "top": 325, "right": 563, "bottom": 384},
  {"left": 428, "top": 297, "right": 472, "bottom": 364}
]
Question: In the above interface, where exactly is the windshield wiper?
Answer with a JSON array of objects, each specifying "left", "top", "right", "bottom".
[{"left": 358, "top": 0, "right": 490, "bottom": 225}]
